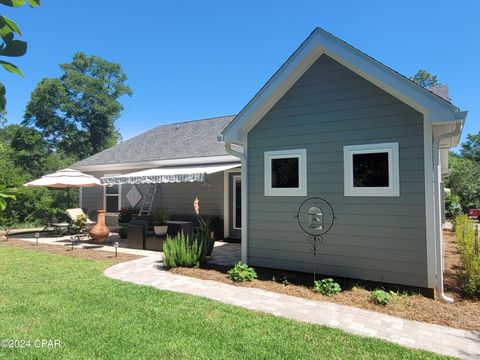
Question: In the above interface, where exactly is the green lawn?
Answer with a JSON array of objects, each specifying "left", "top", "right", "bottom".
[{"left": 0, "top": 246, "right": 447, "bottom": 359}]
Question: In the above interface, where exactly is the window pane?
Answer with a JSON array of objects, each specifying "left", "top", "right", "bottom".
[
  {"left": 106, "top": 196, "right": 119, "bottom": 212},
  {"left": 271, "top": 157, "right": 299, "bottom": 188},
  {"left": 353, "top": 152, "right": 389, "bottom": 187},
  {"left": 106, "top": 185, "right": 119, "bottom": 195}
]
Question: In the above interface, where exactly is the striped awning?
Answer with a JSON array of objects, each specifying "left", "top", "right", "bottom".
[{"left": 100, "top": 163, "right": 240, "bottom": 185}]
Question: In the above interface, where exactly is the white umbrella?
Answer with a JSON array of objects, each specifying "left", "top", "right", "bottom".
[
  {"left": 24, "top": 168, "right": 101, "bottom": 208},
  {"left": 24, "top": 168, "right": 101, "bottom": 188}
]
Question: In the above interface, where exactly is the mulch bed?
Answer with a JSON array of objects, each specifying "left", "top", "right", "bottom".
[
  {"left": 171, "top": 230, "right": 480, "bottom": 331},
  {"left": 0, "top": 239, "right": 142, "bottom": 264}
]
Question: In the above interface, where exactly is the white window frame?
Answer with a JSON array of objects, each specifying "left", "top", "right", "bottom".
[
  {"left": 343, "top": 142, "right": 399, "bottom": 197},
  {"left": 264, "top": 149, "right": 307, "bottom": 196},
  {"left": 103, "top": 174, "right": 122, "bottom": 213}
]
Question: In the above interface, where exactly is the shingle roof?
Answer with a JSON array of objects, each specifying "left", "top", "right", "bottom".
[
  {"left": 73, "top": 115, "right": 235, "bottom": 167},
  {"left": 427, "top": 85, "right": 451, "bottom": 102}
]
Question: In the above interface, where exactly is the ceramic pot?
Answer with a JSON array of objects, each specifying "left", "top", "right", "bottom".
[
  {"left": 89, "top": 210, "right": 110, "bottom": 243},
  {"left": 154, "top": 225, "right": 168, "bottom": 237}
]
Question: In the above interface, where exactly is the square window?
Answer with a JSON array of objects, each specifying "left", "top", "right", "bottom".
[
  {"left": 106, "top": 196, "right": 119, "bottom": 213},
  {"left": 344, "top": 143, "right": 399, "bottom": 197},
  {"left": 264, "top": 149, "right": 307, "bottom": 196}
]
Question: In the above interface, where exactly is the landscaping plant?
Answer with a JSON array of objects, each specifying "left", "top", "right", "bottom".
[
  {"left": 193, "top": 197, "right": 214, "bottom": 257},
  {"left": 228, "top": 262, "right": 257, "bottom": 282},
  {"left": 454, "top": 214, "right": 480, "bottom": 298},
  {"left": 313, "top": 278, "right": 341, "bottom": 296},
  {"left": 369, "top": 289, "right": 394, "bottom": 305},
  {"left": 163, "top": 232, "right": 202, "bottom": 268}
]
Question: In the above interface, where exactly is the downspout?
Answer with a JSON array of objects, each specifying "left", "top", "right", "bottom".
[
  {"left": 432, "top": 121, "right": 462, "bottom": 303},
  {"left": 224, "top": 141, "right": 248, "bottom": 263}
]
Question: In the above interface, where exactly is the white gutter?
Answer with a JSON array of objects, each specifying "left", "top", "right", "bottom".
[
  {"left": 225, "top": 141, "right": 248, "bottom": 263},
  {"left": 432, "top": 121, "right": 463, "bottom": 303}
]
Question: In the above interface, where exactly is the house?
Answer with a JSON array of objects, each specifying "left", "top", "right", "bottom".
[
  {"left": 75, "top": 27, "right": 466, "bottom": 300},
  {"left": 73, "top": 116, "right": 243, "bottom": 240}
]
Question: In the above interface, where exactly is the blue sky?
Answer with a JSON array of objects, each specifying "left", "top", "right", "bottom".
[{"left": 2, "top": 0, "right": 479, "bottom": 147}]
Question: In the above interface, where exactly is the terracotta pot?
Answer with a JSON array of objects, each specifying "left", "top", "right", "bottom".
[{"left": 89, "top": 210, "right": 110, "bottom": 243}]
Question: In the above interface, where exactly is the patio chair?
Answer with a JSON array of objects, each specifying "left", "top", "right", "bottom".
[{"left": 65, "top": 208, "right": 96, "bottom": 235}]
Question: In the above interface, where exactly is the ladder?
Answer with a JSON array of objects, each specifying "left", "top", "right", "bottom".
[{"left": 138, "top": 184, "right": 158, "bottom": 216}]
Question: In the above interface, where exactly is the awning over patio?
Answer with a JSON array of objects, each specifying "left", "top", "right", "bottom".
[{"left": 100, "top": 163, "right": 240, "bottom": 185}]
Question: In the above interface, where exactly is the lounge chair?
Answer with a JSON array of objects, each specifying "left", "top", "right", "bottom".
[{"left": 65, "top": 208, "right": 96, "bottom": 231}]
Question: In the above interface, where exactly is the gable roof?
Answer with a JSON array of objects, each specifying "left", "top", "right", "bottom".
[
  {"left": 73, "top": 115, "right": 236, "bottom": 170},
  {"left": 222, "top": 27, "right": 467, "bottom": 143}
]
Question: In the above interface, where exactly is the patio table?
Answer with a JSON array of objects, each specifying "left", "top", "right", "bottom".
[{"left": 166, "top": 221, "right": 193, "bottom": 238}]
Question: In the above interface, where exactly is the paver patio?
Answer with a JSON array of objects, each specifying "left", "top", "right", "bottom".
[{"left": 105, "top": 256, "right": 480, "bottom": 360}]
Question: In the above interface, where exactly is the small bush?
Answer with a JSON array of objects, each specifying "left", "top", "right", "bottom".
[
  {"left": 369, "top": 289, "right": 393, "bottom": 305},
  {"left": 313, "top": 278, "right": 341, "bottom": 296},
  {"left": 454, "top": 214, "right": 480, "bottom": 298},
  {"left": 163, "top": 232, "right": 202, "bottom": 268},
  {"left": 228, "top": 262, "right": 257, "bottom": 282}
]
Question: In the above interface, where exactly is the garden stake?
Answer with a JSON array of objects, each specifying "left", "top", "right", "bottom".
[{"left": 35, "top": 232, "right": 40, "bottom": 246}]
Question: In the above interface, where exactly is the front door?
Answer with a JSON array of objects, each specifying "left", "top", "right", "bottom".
[{"left": 229, "top": 173, "right": 241, "bottom": 239}]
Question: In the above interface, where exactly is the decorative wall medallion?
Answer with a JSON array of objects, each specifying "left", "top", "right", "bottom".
[{"left": 126, "top": 185, "right": 142, "bottom": 207}]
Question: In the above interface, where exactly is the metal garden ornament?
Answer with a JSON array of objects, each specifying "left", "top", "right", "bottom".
[{"left": 296, "top": 197, "right": 335, "bottom": 282}]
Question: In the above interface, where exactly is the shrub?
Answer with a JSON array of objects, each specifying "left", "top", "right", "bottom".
[
  {"left": 446, "top": 194, "right": 462, "bottom": 218},
  {"left": 313, "top": 278, "right": 341, "bottom": 296},
  {"left": 118, "top": 207, "right": 133, "bottom": 224},
  {"left": 163, "top": 232, "right": 202, "bottom": 268},
  {"left": 228, "top": 262, "right": 257, "bottom": 282},
  {"left": 369, "top": 289, "right": 393, "bottom": 305},
  {"left": 454, "top": 214, "right": 480, "bottom": 298}
]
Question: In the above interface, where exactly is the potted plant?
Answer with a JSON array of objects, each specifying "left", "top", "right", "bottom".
[
  {"left": 152, "top": 209, "right": 170, "bottom": 237},
  {"left": 118, "top": 207, "right": 133, "bottom": 239}
]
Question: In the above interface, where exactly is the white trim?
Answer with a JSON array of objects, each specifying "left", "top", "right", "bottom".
[
  {"left": 232, "top": 175, "right": 241, "bottom": 230},
  {"left": 424, "top": 120, "right": 436, "bottom": 288},
  {"left": 223, "top": 27, "right": 463, "bottom": 143},
  {"left": 73, "top": 155, "right": 239, "bottom": 172},
  {"left": 241, "top": 138, "right": 248, "bottom": 263},
  {"left": 343, "top": 142, "right": 399, "bottom": 197},
  {"left": 103, "top": 173, "right": 121, "bottom": 214},
  {"left": 264, "top": 149, "right": 307, "bottom": 197},
  {"left": 223, "top": 168, "right": 241, "bottom": 239}
]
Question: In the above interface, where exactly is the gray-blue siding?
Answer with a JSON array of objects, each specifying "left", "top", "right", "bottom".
[{"left": 247, "top": 55, "right": 428, "bottom": 288}]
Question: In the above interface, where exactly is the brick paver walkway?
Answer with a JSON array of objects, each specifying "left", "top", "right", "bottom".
[{"left": 104, "top": 256, "right": 480, "bottom": 359}]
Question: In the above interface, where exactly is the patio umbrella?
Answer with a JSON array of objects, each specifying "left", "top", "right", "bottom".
[{"left": 24, "top": 168, "right": 101, "bottom": 208}]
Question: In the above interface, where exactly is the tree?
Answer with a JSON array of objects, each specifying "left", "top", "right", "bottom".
[
  {"left": 23, "top": 52, "right": 132, "bottom": 157},
  {"left": 461, "top": 133, "right": 480, "bottom": 163},
  {"left": 0, "top": 0, "right": 40, "bottom": 114},
  {"left": 409, "top": 70, "right": 440, "bottom": 88},
  {"left": 445, "top": 152, "right": 480, "bottom": 211}
]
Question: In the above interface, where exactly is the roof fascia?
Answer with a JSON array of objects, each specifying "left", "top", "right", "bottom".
[{"left": 72, "top": 155, "right": 240, "bottom": 173}]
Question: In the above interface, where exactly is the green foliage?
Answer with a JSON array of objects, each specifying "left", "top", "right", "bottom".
[
  {"left": 369, "top": 289, "right": 394, "bottom": 305},
  {"left": 0, "top": 0, "right": 39, "bottom": 114},
  {"left": 454, "top": 215, "right": 480, "bottom": 298},
  {"left": 313, "top": 278, "right": 341, "bottom": 296},
  {"left": 23, "top": 52, "right": 132, "bottom": 157},
  {"left": 409, "top": 70, "right": 440, "bottom": 88},
  {"left": 151, "top": 209, "right": 170, "bottom": 225},
  {"left": 445, "top": 194, "right": 463, "bottom": 218},
  {"left": 73, "top": 213, "right": 87, "bottom": 230},
  {"left": 228, "top": 262, "right": 257, "bottom": 282},
  {"left": 0, "top": 183, "right": 15, "bottom": 211},
  {"left": 163, "top": 232, "right": 202, "bottom": 268},
  {"left": 445, "top": 153, "right": 480, "bottom": 210},
  {"left": 461, "top": 133, "right": 480, "bottom": 163}
]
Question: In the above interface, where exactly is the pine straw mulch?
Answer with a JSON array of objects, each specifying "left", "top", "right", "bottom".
[
  {"left": 170, "top": 230, "right": 480, "bottom": 332},
  {"left": 0, "top": 239, "right": 142, "bottom": 265}
]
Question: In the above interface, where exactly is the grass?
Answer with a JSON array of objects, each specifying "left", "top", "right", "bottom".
[{"left": 0, "top": 246, "right": 448, "bottom": 360}]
